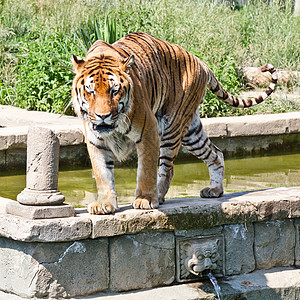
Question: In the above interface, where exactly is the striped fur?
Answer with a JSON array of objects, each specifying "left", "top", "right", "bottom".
[{"left": 71, "top": 32, "right": 277, "bottom": 215}]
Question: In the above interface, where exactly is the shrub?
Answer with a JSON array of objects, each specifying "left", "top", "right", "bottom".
[{"left": 0, "top": 27, "right": 78, "bottom": 113}]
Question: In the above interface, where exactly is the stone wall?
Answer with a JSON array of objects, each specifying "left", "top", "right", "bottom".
[{"left": 0, "top": 187, "right": 299, "bottom": 298}]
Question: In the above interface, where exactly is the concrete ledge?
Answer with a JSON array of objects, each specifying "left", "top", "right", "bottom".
[{"left": 1, "top": 187, "right": 299, "bottom": 242}]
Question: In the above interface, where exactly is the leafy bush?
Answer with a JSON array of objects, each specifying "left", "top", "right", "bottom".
[{"left": 0, "top": 28, "right": 78, "bottom": 113}]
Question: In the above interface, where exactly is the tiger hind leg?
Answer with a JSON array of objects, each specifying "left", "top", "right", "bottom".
[
  {"left": 157, "top": 119, "right": 181, "bottom": 204},
  {"left": 182, "top": 110, "right": 224, "bottom": 198}
]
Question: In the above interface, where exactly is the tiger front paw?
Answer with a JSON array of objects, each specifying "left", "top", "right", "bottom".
[
  {"left": 132, "top": 197, "right": 159, "bottom": 210},
  {"left": 87, "top": 201, "right": 116, "bottom": 215},
  {"left": 200, "top": 186, "right": 223, "bottom": 198}
]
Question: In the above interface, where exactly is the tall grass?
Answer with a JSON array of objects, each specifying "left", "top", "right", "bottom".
[{"left": 0, "top": 0, "right": 299, "bottom": 115}]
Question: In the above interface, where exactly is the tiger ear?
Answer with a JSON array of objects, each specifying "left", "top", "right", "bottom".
[
  {"left": 72, "top": 54, "right": 85, "bottom": 74},
  {"left": 122, "top": 55, "right": 135, "bottom": 74}
]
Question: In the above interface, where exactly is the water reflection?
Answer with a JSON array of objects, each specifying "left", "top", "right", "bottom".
[{"left": 0, "top": 153, "right": 299, "bottom": 207}]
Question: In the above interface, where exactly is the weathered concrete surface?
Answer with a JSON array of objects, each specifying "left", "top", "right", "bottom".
[
  {"left": 0, "top": 237, "right": 109, "bottom": 298},
  {"left": 254, "top": 219, "right": 296, "bottom": 269},
  {"left": 6, "top": 201, "right": 75, "bottom": 219},
  {"left": 110, "top": 232, "right": 175, "bottom": 291},
  {"left": 0, "top": 198, "right": 91, "bottom": 242},
  {"left": 1, "top": 104, "right": 300, "bottom": 169},
  {"left": 1, "top": 187, "right": 300, "bottom": 241},
  {"left": 222, "top": 223, "right": 255, "bottom": 275},
  {"left": 296, "top": 219, "right": 300, "bottom": 267}
]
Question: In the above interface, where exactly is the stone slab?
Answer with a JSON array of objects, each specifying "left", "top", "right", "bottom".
[
  {"left": 202, "top": 111, "right": 300, "bottom": 138},
  {"left": 109, "top": 232, "right": 175, "bottom": 292},
  {"left": 1, "top": 187, "right": 300, "bottom": 242},
  {"left": 5, "top": 148, "right": 26, "bottom": 170},
  {"left": 223, "top": 223, "right": 255, "bottom": 275},
  {"left": 6, "top": 201, "right": 75, "bottom": 219},
  {"left": 0, "top": 237, "right": 109, "bottom": 298},
  {"left": 90, "top": 187, "right": 300, "bottom": 239},
  {"left": 254, "top": 219, "right": 296, "bottom": 269},
  {"left": 0, "top": 198, "right": 91, "bottom": 242},
  {"left": 295, "top": 219, "right": 300, "bottom": 267},
  {"left": 0, "top": 150, "right": 5, "bottom": 170}
]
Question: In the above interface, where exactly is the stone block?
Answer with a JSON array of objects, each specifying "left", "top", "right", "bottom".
[
  {"left": 0, "top": 212, "right": 92, "bottom": 242},
  {"left": 60, "top": 145, "right": 89, "bottom": 167},
  {"left": 223, "top": 223, "right": 255, "bottom": 275},
  {"left": 254, "top": 219, "right": 295, "bottom": 269},
  {"left": 6, "top": 201, "right": 75, "bottom": 219},
  {"left": 51, "top": 125, "right": 84, "bottom": 146},
  {"left": 0, "top": 150, "right": 5, "bottom": 170},
  {"left": 0, "top": 237, "right": 109, "bottom": 298},
  {"left": 175, "top": 226, "right": 223, "bottom": 238},
  {"left": 0, "top": 127, "right": 27, "bottom": 151},
  {"left": 287, "top": 116, "right": 300, "bottom": 133},
  {"left": 202, "top": 118, "right": 227, "bottom": 138},
  {"left": 5, "top": 148, "right": 26, "bottom": 170},
  {"left": 110, "top": 232, "right": 175, "bottom": 291},
  {"left": 295, "top": 219, "right": 300, "bottom": 267}
]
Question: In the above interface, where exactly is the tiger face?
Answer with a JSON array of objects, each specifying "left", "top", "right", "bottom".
[{"left": 71, "top": 54, "right": 135, "bottom": 138}]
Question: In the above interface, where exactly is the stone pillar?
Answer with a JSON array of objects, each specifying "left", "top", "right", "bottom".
[
  {"left": 17, "top": 125, "right": 64, "bottom": 205},
  {"left": 6, "top": 125, "right": 75, "bottom": 219}
]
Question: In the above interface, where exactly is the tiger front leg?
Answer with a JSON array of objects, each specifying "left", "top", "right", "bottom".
[
  {"left": 86, "top": 141, "right": 117, "bottom": 215},
  {"left": 132, "top": 115, "right": 160, "bottom": 210}
]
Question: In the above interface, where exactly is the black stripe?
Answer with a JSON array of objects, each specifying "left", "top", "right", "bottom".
[
  {"left": 182, "top": 133, "right": 204, "bottom": 147},
  {"left": 186, "top": 137, "right": 208, "bottom": 152},
  {"left": 100, "top": 41, "right": 126, "bottom": 58},
  {"left": 159, "top": 162, "right": 172, "bottom": 168},
  {"left": 211, "top": 84, "right": 219, "bottom": 93},
  {"left": 136, "top": 113, "right": 147, "bottom": 144},
  {"left": 202, "top": 149, "right": 212, "bottom": 160},
  {"left": 271, "top": 78, "right": 277, "bottom": 84},
  {"left": 256, "top": 95, "right": 264, "bottom": 104},
  {"left": 89, "top": 140, "right": 109, "bottom": 151},
  {"left": 159, "top": 156, "right": 173, "bottom": 162},
  {"left": 160, "top": 138, "right": 181, "bottom": 150},
  {"left": 265, "top": 87, "right": 273, "bottom": 96},
  {"left": 232, "top": 97, "right": 239, "bottom": 107},
  {"left": 183, "top": 122, "right": 202, "bottom": 139}
]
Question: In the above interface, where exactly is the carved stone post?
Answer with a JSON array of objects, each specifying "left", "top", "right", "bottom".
[{"left": 6, "top": 125, "right": 75, "bottom": 219}]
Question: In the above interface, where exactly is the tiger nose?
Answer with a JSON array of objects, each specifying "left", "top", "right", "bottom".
[{"left": 95, "top": 112, "right": 111, "bottom": 120}]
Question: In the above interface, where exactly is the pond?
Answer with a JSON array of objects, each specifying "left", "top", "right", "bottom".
[{"left": 0, "top": 152, "right": 299, "bottom": 208}]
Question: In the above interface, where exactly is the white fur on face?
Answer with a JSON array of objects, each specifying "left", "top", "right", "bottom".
[
  {"left": 108, "top": 74, "right": 119, "bottom": 88},
  {"left": 85, "top": 76, "right": 95, "bottom": 94}
]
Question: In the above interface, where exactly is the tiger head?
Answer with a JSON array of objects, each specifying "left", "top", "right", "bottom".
[{"left": 71, "top": 54, "right": 135, "bottom": 137}]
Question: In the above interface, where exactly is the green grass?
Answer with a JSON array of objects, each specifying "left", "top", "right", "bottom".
[{"left": 0, "top": 0, "right": 299, "bottom": 116}]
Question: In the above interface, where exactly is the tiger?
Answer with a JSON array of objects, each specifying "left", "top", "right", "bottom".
[{"left": 71, "top": 32, "right": 277, "bottom": 215}]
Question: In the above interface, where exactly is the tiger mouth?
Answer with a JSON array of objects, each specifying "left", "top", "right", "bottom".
[{"left": 92, "top": 123, "right": 114, "bottom": 133}]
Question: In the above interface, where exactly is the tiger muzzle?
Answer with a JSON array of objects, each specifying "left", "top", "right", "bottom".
[{"left": 91, "top": 112, "right": 116, "bottom": 134}]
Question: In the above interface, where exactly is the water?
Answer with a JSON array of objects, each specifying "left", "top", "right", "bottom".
[
  {"left": 0, "top": 152, "right": 300, "bottom": 208},
  {"left": 208, "top": 272, "right": 223, "bottom": 300}
]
